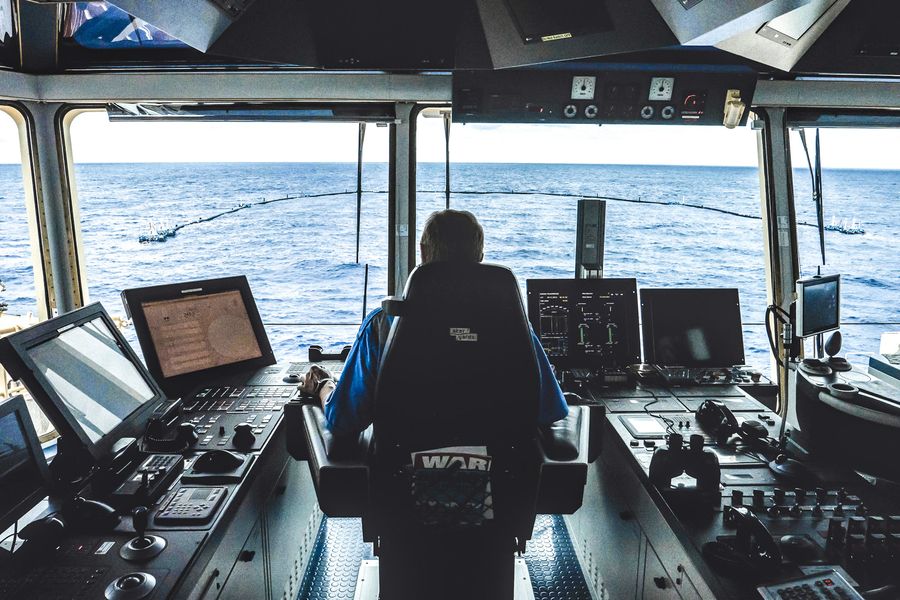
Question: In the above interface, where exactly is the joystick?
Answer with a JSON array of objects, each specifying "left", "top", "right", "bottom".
[
  {"left": 178, "top": 422, "right": 199, "bottom": 447},
  {"left": 120, "top": 506, "right": 166, "bottom": 562},
  {"left": 233, "top": 423, "right": 256, "bottom": 451},
  {"left": 104, "top": 572, "right": 157, "bottom": 600},
  {"left": 825, "top": 331, "right": 852, "bottom": 372}
]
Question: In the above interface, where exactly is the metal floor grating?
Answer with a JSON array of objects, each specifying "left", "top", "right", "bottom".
[
  {"left": 296, "top": 517, "right": 374, "bottom": 600},
  {"left": 525, "top": 515, "right": 593, "bottom": 600},
  {"left": 296, "top": 515, "right": 591, "bottom": 600}
]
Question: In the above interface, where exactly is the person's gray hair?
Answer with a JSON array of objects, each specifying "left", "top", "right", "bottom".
[{"left": 420, "top": 209, "right": 484, "bottom": 263}]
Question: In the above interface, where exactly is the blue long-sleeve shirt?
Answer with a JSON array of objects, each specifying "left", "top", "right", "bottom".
[{"left": 323, "top": 308, "right": 569, "bottom": 435}]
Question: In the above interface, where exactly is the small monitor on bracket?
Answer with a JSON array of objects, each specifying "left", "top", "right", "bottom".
[
  {"left": 121, "top": 276, "right": 275, "bottom": 398},
  {"left": 526, "top": 278, "right": 641, "bottom": 371},
  {"left": 795, "top": 274, "right": 840, "bottom": 338},
  {"left": 0, "top": 304, "right": 167, "bottom": 464},
  {"left": 0, "top": 395, "right": 51, "bottom": 534}
]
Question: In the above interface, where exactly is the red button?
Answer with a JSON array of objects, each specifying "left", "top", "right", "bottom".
[{"left": 824, "top": 579, "right": 834, "bottom": 586}]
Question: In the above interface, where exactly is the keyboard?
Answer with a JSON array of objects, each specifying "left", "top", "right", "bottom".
[
  {"left": 567, "top": 368, "right": 630, "bottom": 385},
  {"left": 0, "top": 566, "right": 110, "bottom": 600},
  {"left": 183, "top": 386, "right": 297, "bottom": 413}
]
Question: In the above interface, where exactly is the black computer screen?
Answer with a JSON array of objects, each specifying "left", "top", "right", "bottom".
[
  {"left": 641, "top": 288, "right": 745, "bottom": 368},
  {"left": 140, "top": 290, "right": 263, "bottom": 379},
  {"left": 0, "top": 397, "right": 50, "bottom": 531},
  {"left": 121, "top": 276, "right": 275, "bottom": 396},
  {"left": 798, "top": 275, "right": 840, "bottom": 338},
  {"left": 527, "top": 279, "right": 641, "bottom": 370},
  {"left": 25, "top": 316, "right": 157, "bottom": 444},
  {"left": 504, "top": 0, "right": 613, "bottom": 44}
]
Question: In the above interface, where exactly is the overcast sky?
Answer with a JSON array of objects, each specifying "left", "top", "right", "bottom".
[{"left": 0, "top": 110, "right": 897, "bottom": 169}]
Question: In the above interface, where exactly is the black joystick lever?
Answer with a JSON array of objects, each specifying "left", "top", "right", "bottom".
[
  {"left": 178, "top": 422, "right": 199, "bottom": 447},
  {"left": 233, "top": 423, "right": 256, "bottom": 451},
  {"left": 133, "top": 506, "right": 149, "bottom": 540},
  {"left": 120, "top": 506, "right": 166, "bottom": 562}
]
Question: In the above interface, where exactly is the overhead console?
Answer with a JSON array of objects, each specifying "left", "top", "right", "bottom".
[{"left": 453, "top": 65, "right": 757, "bottom": 126}]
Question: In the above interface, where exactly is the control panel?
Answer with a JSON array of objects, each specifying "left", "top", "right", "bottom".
[
  {"left": 155, "top": 486, "right": 227, "bottom": 525},
  {"left": 758, "top": 569, "right": 863, "bottom": 600},
  {"left": 453, "top": 67, "right": 757, "bottom": 126}
]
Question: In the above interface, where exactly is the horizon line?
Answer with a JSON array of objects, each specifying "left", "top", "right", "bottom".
[{"left": 0, "top": 161, "right": 895, "bottom": 171}]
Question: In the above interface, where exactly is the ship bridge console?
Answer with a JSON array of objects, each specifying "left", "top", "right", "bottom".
[{"left": 0, "top": 0, "right": 899, "bottom": 599}]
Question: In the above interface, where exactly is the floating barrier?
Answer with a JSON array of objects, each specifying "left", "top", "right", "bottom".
[{"left": 137, "top": 189, "right": 865, "bottom": 242}]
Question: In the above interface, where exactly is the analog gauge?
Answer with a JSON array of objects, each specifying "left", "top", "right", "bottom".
[
  {"left": 648, "top": 77, "right": 675, "bottom": 102},
  {"left": 571, "top": 76, "right": 597, "bottom": 100}
]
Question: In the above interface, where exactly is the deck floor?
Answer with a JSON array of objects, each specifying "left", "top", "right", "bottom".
[{"left": 296, "top": 515, "right": 592, "bottom": 600}]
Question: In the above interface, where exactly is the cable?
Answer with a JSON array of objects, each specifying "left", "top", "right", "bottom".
[
  {"left": 1, "top": 521, "right": 18, "bottom": 556},
  {"left": 642, "top": 386, "right": 677, "bottom": 437}
]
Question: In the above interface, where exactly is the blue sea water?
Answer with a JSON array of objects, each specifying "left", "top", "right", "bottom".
[{"left": 1, "top": 162, "right": 897, "bottom": 371}]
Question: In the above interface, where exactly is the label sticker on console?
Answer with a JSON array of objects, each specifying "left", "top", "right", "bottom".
[{"left": 95, "top": 541, "right": 115, "bottom": 555}]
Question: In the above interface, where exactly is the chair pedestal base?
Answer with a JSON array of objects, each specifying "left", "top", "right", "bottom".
[
  {"left": 376, "top": 530, "right": 517, "bottom": 600},
  {"left": 354, "top": 557, "right": 535, "bottom": 600}
]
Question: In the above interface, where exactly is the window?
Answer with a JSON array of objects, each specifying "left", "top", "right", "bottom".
[
  {"left": 62, "top": 3, "right": 188, "bottom": 50},
  {"left": 416, "top": 116, "right": 773, "bottom": 369},
  {"left": 67, "top": 111, "right": 390, "bottom": 361},
  {"left": 0, "top": 109, "right": 35, "bottom": 322},
  {"left": 789, "top": 126, "right": 900, "bottom": 360}
]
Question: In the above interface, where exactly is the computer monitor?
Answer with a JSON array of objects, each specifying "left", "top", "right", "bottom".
[
  {"left": 0, "top": 395, "right": 51, "bottom": 533},
  {"left": 640, "top": 288, "right": 745, "bottom": 368},
  {"left": 795, "top": 274, "right": 840, "bottom": 338},
  {"left": 526, "top": 278, "right": 641, "bottom": 370},
  {"left": 0, "top": 304, "right": 167, "bottom": 462},
  {"left": 121, "top": 276, "right": 275, "bottom": 397}
]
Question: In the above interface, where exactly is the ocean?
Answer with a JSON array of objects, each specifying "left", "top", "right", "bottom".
[{"left": 1, "top": 162, "right": 897, "bottom": 373}]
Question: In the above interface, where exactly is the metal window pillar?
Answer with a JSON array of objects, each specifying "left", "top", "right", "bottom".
[
  {"left": 388, "top": 103, "right": 416, "bottom": 295},
  {"left": 755, "top": 108, "right": 800, "bottom": 415},
  {"left": 24, "top": 102, "right": 83, "bottom": 315}
]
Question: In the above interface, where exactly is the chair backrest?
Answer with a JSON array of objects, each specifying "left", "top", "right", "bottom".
[
  {"left": 374, "top": 262, "right": 540, "bottom": 533},
  {"left": 374, "top": 261, "right": 540, "bottom": 455}
]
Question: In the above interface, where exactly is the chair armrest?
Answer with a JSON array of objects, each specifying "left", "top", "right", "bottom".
[
  {"left": 535, "top": 406, "right": 598, "bottom": 514},
  {"left": 301, "top": 404, "right": 371, "bottom": 517}
]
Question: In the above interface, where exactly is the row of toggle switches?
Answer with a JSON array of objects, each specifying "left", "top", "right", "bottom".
[{"left": 729, "top": 488, "right": 864, "bottom": 519}]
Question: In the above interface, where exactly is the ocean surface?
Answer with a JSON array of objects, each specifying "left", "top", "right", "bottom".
[{"left": 1, "top": 162, "right": 898, "bottom": 373}]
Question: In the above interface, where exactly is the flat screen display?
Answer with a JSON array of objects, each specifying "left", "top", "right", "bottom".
[
  {"left": 527, "top": 279, "right": 641, "bottom": 369},
  {"left": 504, "top": 0, "right": 613, "bottom": 43},
  {"left": 641, "top": 288, "right": 745, "bottom": 368},
  {"left": 798, "top": 276, "right": 840, "bottom": 337},
  {"left": 141, "top": 290, "right": 263, "bottom": 378},
  {"left": 0, "top": 408, "right": 45, "bottom": 526},
  {"left": 26, "top": 317, "right": 157, "bottom": 443}
]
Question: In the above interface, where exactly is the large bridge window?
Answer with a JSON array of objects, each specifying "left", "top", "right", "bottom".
[
  {"left": 0, "top": 110, "right": 34, "bottom": 323},
  {"left": 789, "top": 126, "right": 900, "bottom": 361},
  {"left": 416, "top": 115, "right": 772, "bottom": 369},
  {"left": 67, "top": 111, "right": 390, "bottom": 361}
]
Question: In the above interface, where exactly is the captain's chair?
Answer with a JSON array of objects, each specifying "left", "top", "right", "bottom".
[
  {"left": 373, "top": 262, "right": 542, "bottom": 598},
  {"left": 290, "top": 262, "right": 597, "bottom": 600}
]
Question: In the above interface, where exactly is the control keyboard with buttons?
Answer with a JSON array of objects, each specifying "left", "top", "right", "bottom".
[
  {"left": 183, "top": 385, "right": 297, "bottom": 414},
  {"left": 757, "top": 569, "right": 863, "bottom": 599},
  {"left": 156, "top": 486, "right": 227, "bottom": 524},
  {"left": 186, "top": 411, "right": 277, "bottom": 451}
]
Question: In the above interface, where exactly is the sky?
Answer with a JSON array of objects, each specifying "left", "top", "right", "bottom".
[{"left": 0, "top": 109, "right": 897, "bottom": 169}]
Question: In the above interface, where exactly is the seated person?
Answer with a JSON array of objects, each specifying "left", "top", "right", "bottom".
[{"left": 302, "top": 209, "right": 568, "bottom": 434}]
